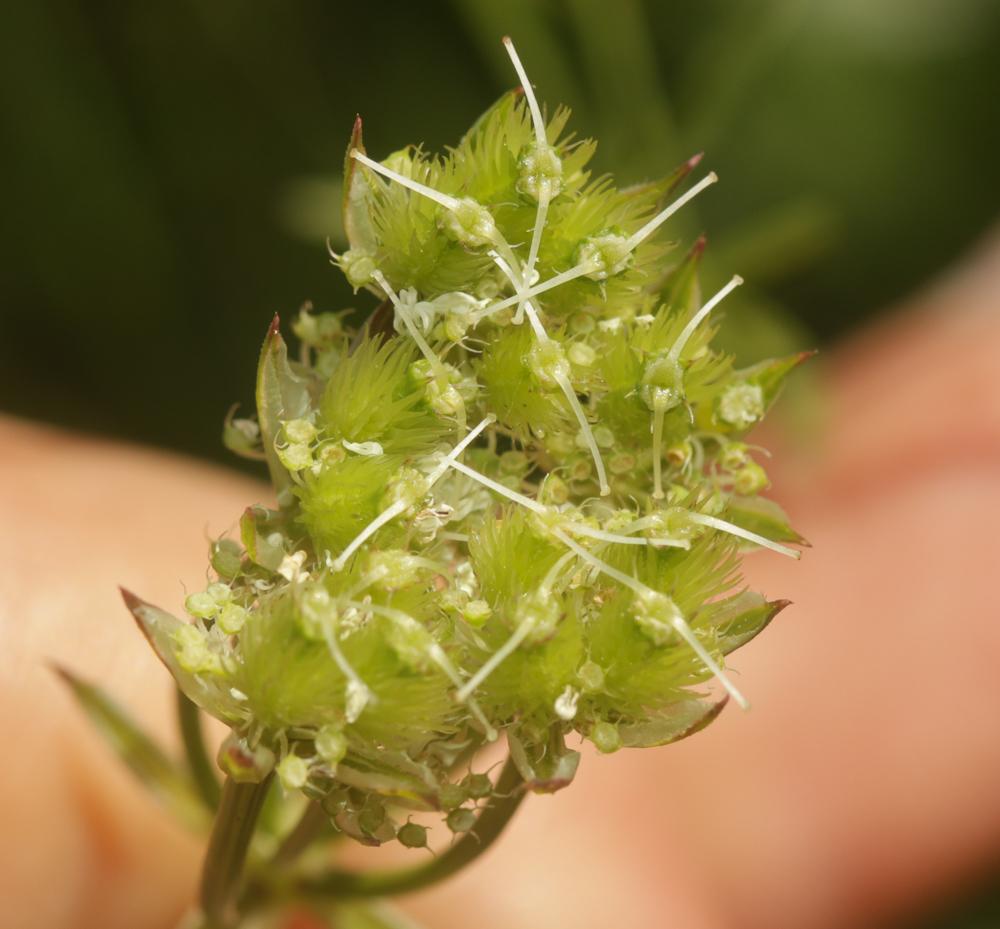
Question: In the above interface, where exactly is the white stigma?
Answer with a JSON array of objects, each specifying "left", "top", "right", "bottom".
[
  {"left": 350, "top": 150, "right": 459, "bottom": 212},
  {"left": 667, "top": 275, "right": 744, "bottom": 365},
  {"left": 687, "top": 512, "right": 801, "bottom": 559}
]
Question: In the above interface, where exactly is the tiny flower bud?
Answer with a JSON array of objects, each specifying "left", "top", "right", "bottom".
[
  {"left": 217, "top": 603, "right": 248, "bottom": 635},
  {"left": 462, "top": 599, "right": 492, "bottom": 627},
  {"left": 397, "top": 822, "right": 428, "bottom": 849},
  {"left": 185, "top": 591, "right": 219, "bottom": 620},
  {"left": 462, "top": 772, "right": 493, "bottom": 799},
  {"left": 283, "top": 418, "right": 317, "bottom": 444},
  {"left": 527, "top": 339, "right": 570, "bottom": 388},
  {"left": 340, "top": 248, "right": 376, "bottom": 290},
  {"left": 172, "top": 624, "right": 223, "bottom": 674},
  {"left": 277, "top": 442, "right": 313, "bottom": 472},
  {"left": 633, "top": 590, "right": 685, "bottom": 646},
  {"left": 567, "top": 342, "right": 597, "bottom": 367},
  {"left": 734, "top": 460, "right": 770, "bottom": 495},
  {"left": 590, "top": 720, "right": 622, "bottom": 754},
  {"left": 641, "top": 357, "right": 685, "bottom": 412},
  {"left": 211, "top": 539, "right": 243, "bottom": 580},
  {"left": 574, "top": 233, "right": 633, "bottom": 281},
  {"left": 438, "top": 783, "right": 467, "bottom": 811},
  {"left": 608, "top": 453, "right": 636, "bottom": 475},
  {"left": 717, "top": 382, "right": 765, "bottom": 428},
  {"left": 440, "top": 198, "right": 498, "bottom": 249},
  {"left": 517, "top": 142, "right": 563, "bottom": 201},
  {"left": 539, "top": 474, "right": 569, "bottom": 505},
  {"left": 315, "top": 725, "right": 348, "bottom": 767},
  {"left": 719, "top": 441, "right": 749, "bottom": 471},
  {"left": 446, "top": 807, "right": 478, "bottom": 834},
  {"left": 577, "top": 660, "right": 605, "bottom": 692},
  {"left": 277, "top": 754, "right": 310, "bottom": 791}
]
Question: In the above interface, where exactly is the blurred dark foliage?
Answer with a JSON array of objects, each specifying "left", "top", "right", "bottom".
[{"left": 2, "top": 0, "right": 999, "bottom": 472}]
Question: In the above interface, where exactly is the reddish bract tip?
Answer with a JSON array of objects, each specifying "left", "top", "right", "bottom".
[
  {"left": 267, "top": 314, "right": 281, "bottom": 338},
  {"left": 691, "top": 234, "right": 708, "bottom": 257},
  {"left": 686, "top": 152, "right": 704, "bottom": 170}
]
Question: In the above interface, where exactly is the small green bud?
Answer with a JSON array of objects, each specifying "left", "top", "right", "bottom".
[
  {"left": 577, "top": 660, "right": 605, "bottom": 692},
  {"left": 277, "top": 754, "right": 311, "bottom": 791},
  {"left": 218, "top": 733, "right": 275, "bottom": 783},
  {"left": 568, "top": 458, "right": 592, "bottom": 482},
  {"left": 734, "top": 461, "right": 770, "bottom": 495},
  {"left": 185, "top": 591, "right": 218, "bottom": 620},
  {"left": 528, "top": 339, "right": 570, "bottom": 388},
  {"left": 284, "top": 418, "right": 317, "bottom": 444},
  {"left": 206, "top": 583, "right": 232, "bottom": 605},
  {"left": 633, "top": 590, "right": 684, "bottom": 646},
  {"left": 358, "top": 802, "right": 388, "bottom": 837},
  {"left": 609, "top": 453, "right": 636, "bottom": 475},
  {"left": 592, "top": 425, "right": 615, "bottom": 449},
  {"left": 382, "top": 468, "right": 429, "bottom": 513},
  {"left": 441, "top": 198, "right": 497, "bottom": 248},
  {"left": 210, "top": 539, "right": 243, "bottom": 580},
  {"left": 666, "top": 441, "right": 693, "bottom": 469},
  {"left": 171, "top": 624, "right": 223, "bottom": 674},
  {"left": 567, "top": 342, "right": 597, "bottom": 367},
  {"left": 719, "top": 442, "right": 749, "bottom": 471},
  {"left": 575, "top": 233, "right": 632, "bottom": 280},
  {"left": 317, "top": 442, "right": 347, "bottom": 466},
  {"left": 539, "top": 474, "right": 569, "bottom": 505},
  {"left": 517, "top": 142, "right": 563, "bottom": 201},
  {"left": 590, "top": 720, "right": 622, "bottom": 754},
  {"left": 446, "top": 807, "right": 477, "bottom": 834},
  {"left": 498, "top": 450, "right": 528, "bottom": 475},
  {"left": 438, "top": 783, "right": 467, "bottom": 811},
  {"left": 277, "top": 442, "right": 313, "bottom": 472},
  {"left": 462, "top": 772, "right": 493, "bottom": 799},
  {"left": 315, "top": 725, "right": 349, "bottom": 766},
  {"left": 217, "top": 603, "right": 248, "bottom": 635},
  {"left": 569, "top": 311, "right": 596, "bottom": 335},
  {"left": 340, "top": 248, "right": 376, "bottom": 290},
  {"left": 397, "top": 821, "right": 428, "bottom": 849},
  {"left": 462, "top": 599, "right": 492, "bottom": 627},
  {"left": 717, "top": 382, "right": 765, "bottom": 428},
  {"left": 641, "top": 356, "right": 685, "bottom": 412}
]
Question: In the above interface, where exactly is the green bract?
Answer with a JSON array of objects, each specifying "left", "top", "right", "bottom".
[{"left": 126, "top": 39, "right": 805, "bottom": 857}]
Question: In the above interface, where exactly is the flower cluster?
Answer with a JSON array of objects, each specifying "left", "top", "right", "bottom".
[{"left": 128, "top": 39, "right": 805, "bottom": 850}]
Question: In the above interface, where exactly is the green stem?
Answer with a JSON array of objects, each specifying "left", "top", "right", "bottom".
[
  {"left": 293, "top": 756, "right": 525, "bottom": 900},
  {"left": 271, "top": 801, "right": 330, "bottom": 866},
  {"left": 201, "top": 775, "right": 272, "bottom": 928},
  {"left": 176, "top": 687, "right": 222, "bottom": 809}
]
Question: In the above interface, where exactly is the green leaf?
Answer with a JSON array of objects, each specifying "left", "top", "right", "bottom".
[
  {"left": 121, "top": 588, "right": 244, "bottom": 724},
  {"left": 726, "top": 495, "right": 807, "bottom": 545},
  {"left": 53, "top": 665, "right": 205, "bottom": 829},
  {"left": 256, "top": 316, "right": 312, "bottom": 502},
  {"left": 618, "top": 698, "right": 727, "bottom": 748},
  {"left": 700, "top": 590, "right": 791, "bottom": 655},
  {"left": 342, "top": 116, "right": 377, "bottom": 254}
]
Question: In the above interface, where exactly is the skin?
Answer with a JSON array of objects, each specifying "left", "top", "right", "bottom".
[{"left": 2, "top": 235, "right": 999, "bottom": 929}]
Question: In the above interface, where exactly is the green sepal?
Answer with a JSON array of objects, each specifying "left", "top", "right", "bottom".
[
  {"left": 256, "top": 315, "right": 312, "bottom": 503},
  {"left": 657, "top": 233, "right": 706, "bottom": 321},
  {"left": 240, "top": 505, "right": 287, "bottom": 572},
  {"left": 617, "top": 697, "right": 727, "bottom": 748},
  {"left": 507, "top": 727, "right": 580, "bottom": 794},
  {"left": 343, "top": 115, "right": 378, "bottom": 254},
  {"left": 701, "top": 591, "right": 791, "bottom": 656},
  {"left": 121, "top": 588, "right": 244, "bottom": 725},
  {"left": 726, "top": 495, "right": 807, "bottom": 546},
  {"left": 53, "top": 665, "right": 206, "bottom": 829}
]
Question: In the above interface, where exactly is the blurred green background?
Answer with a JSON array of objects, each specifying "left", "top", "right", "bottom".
[
  {"left": 1, "top": 2, "right": 999, "bottom": 925},
  {"left": 3, "top": 0, "right": 999, "bottom": 465}
]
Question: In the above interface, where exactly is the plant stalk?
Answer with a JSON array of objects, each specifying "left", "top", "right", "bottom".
[
  {"left": 176, "top": 687, "right": 221, "bottom": 809},
  {"left": 200, "top": 775, "right": 272, "bottom": 928}
]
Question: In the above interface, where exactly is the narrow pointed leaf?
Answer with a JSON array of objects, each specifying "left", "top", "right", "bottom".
[
  {"left": 726, "top": 495, "right": 808, "bottom": 546},
  {"left": 343, "top": 116, "right": 378, "bottom": 254},
  {"left": 54, "top": 665, "right": 205, "bottom": 829},
  {"left": 121, "top": 588, "right": 244, "bottom": 724},
  {"left": 700, "top": 591, "right": 792, "bottom": 655},
  {"left": 256, "top": 316, "right": 311, "bottom": 501},
  {"left": 618, "top": 698, "right": 727, "bottom": 748}
]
